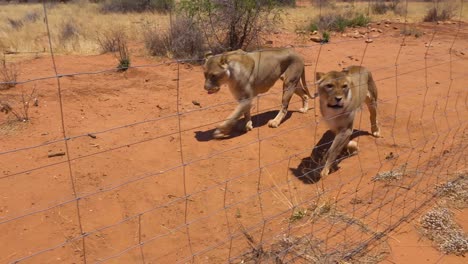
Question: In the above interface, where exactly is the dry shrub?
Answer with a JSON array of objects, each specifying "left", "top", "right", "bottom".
[
  {"left": 59, "top": 20, "right": 80, "bottom": 42},
  {"left": 97, "top": 28, "right": 127, "bottom": 53},
  {"left": 143, "top": 16, "right": 205, "bottom": 60},
  {"left": 169, "top": 16, "right": 205, "bottom": 60},
  {"left": 423, "top": 1, "right": 458, "bottom": 22},
  {"left": 179, "top": 0, "right": 281, "bottom": 52},
  {"left": 0, "top": 58, "right": 19, "bottom": 90},
  {"left": 371, "top": 1, "right": 390, "bottom": 15},
  {"left": 0, "top": 88, "right": 37, "bottom": 122},
  {"left": 23, "top": 10, "right": 41, "bottom": 23},
  {"left": 7, "top": 18, "right": 24, "bottom": 30},
  {"left": 100, "top": 0, "right": 174, "bottom": 13},
  {"left": 310, "top": 11, "right": 370, "bottom": 32},
  {"left": 115, "top": 35, "right": 130, "bottom": 71}
]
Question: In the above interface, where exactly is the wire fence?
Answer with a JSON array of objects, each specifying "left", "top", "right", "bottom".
[{"left": 0, "top": 0, "right": 467, "bottom": 263}]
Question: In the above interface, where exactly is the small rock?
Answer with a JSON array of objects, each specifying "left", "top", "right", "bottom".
[
  {"left": 311, "top": 30, "right": 318, "bottom": 35},
  {"left": 310, "top": 36, "right": 323, "bottom": 43},
  {"left": 341, "top": 33, "right": 348, "bottom": 37},
  {"left": 376, "top": 22, "right": 381, "bottom": 25},
  {"left": 33, "top": 98, "right": 39, "bottom": 107},
  {"left": 385, "top": 24, "right": 390, "bottom": 28},
  {"left": 371, "top": 28, "right": 378, "bottom": 32},
  {"left": 393, "top": 26, "right": 398, "bottom": 30},
  {"left": 425, "top": 43, "right": 433, "bottom": 47},
  {"left": 365, "top": 38, "right": 373, "bottom": 43},
  {"left": 377, "top": 29, "right": 383, "bottom": 33},
  {"left": 435, "top": 81, "right": 440, "bottom": 84},
  {"left": 192, "top": 100, "right": 201, "bottom": 107},
  {"left": 358, "top": 30, "right": 367, "bottom": 35}
]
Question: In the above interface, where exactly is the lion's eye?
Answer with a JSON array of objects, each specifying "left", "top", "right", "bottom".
[
  {"left": 342, "top": 84, "right": 348, "bottom": 90},
  {"left": 325, "top": 84, "right": 333, "bottom": 90}
]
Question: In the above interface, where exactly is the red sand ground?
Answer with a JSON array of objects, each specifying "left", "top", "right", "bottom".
[{"left": 1, "top": 22, "right": 467, "bottom": 263}]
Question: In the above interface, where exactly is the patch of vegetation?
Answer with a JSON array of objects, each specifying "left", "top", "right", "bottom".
[
  {"left": 436, "top": 173, "right": 468, "bottom": 209},
  {"left": 97, "top": 28, "right": 126, "bottom": 53},
  {"left": 419, "top": 207, "right": 468, "bottom": 256},
  {"left": 100, "top": 0, "right": 174, "bottom": 13},
  {"left": 423, "top": 1, "right": 458, "bottom": 22},
  {"left": 289, "top": 207, "right": 308, "bottom": 222},
  {"left": 179, "top": 0, "right": 282, "bottom": 52},
  {"left": 322, "top": 31, "right": 330, "bottom": 43},
  {"left": 143, "top": 16, "right": 205, "bottom": 61},
  {"left": 309, "top": 11, "right": 370, "bottom": 33},
  {"left": 115, "top": 35, "right": 130, "bottom": 71},
  {"left": 372, "top": 164, "right": 407, "bottom": 182},
  {"left": 0, "top": 87, "right": 37, "bottom": 122},
  {"left": 400, "top": 26, "right": 423, "bottom": 38},
  {"left": 0, "top": 58, "right": 19, "bottom": 90}
]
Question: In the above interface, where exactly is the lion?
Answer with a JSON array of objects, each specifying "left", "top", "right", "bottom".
[
  {"left": 203, "top": 48, "right": 314, "bottom": 139},
  {"left": 315, "top": 65, "right": 380, "bottom": 177}
]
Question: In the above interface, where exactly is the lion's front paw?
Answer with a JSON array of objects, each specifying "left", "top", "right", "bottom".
[
  {"left": 298, "top": 107, "right": 308, "bottom": 113},
  {"left": 347, "top": 140, "right": 359, "bottom": 154},
  {"left": 213, "top": 129, "right": 230, "bottom": 139},
  {"left": 371, "top": 126, "right": 381, "bottom": 137},
  {"left": 268, "top": 119, "right": 280, "bottom": 128},
  {"left": 372, "top": 130, "right": 381, "bottom": 138},
  {"left": 245, "top": 120, "right": 253, "bottom": 131},
  {"left": 320, "top": 167, "right": 330, "bottom": 177}
]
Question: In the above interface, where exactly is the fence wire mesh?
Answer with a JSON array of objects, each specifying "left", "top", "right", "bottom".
[{"left": 0, "top": 0, "right": 467, "bottom": 263}]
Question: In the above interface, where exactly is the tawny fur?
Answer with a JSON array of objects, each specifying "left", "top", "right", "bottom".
[
  {"left": 203, "top": 48, "right": 314, "bottom": 139},
  {"left": 316, "top": 65, "right": 380, "bottom": 177}
]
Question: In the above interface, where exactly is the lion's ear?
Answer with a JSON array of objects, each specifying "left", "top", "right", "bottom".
[
  {"left": 315, "top": 72, "right": 325, "bottom": 84},
  {"left": 204, "top": 51, "right": 213, "bottom": 59},
  {"left": 219, "top": 55, "right": 229, "bottom": 69}
]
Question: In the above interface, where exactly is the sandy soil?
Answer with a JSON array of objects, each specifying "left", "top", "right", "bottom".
[{"left": 0, "top": 21, "right": 467, "bottom": 263}]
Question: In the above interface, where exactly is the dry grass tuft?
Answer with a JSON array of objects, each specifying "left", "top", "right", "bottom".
[
  {"left": 0, "top": 58, "right": 19, "bottom": 90},
  {"left": 419, "top": 206, "right": 468, "bottom": 256},
  {"left": 436, "top": 172, "right": 468, "bottom": 209},
  {"left": 372, "top": 164, "right": 407, "bottom": 182}
]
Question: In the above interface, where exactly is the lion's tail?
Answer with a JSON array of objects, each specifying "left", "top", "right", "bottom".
[{"left": 301, "top": 70, "right": 317, "bottom": 99}]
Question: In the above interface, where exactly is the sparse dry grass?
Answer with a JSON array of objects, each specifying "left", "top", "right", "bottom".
[
  {"left": 419, "top": 206, "right": 468, "bottom": 256},
  {"left": 0, "top": 1, "right": 467, "bottom": 55},
  {"left": 0, "top": 3, "right": 169, "bottom": 54}
]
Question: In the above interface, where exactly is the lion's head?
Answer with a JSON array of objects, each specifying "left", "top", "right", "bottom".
[
  {"left": 203, "top": 52, "right": 230, "bottom": 94},
  {"left": 315, "top": 70, "right": 352, "bottom": 109}
]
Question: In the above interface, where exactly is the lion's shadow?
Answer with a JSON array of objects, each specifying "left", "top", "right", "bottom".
[
  {"left": 194, "top": 110, "right": 293, "bottom": 142},
  {"left": 290, "top": 129, "right": 371, "bottom": 184}
]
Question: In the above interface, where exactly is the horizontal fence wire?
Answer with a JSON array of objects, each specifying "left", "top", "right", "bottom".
[{"left": 0, "top": 0, "right": 466, "bottom": 263}]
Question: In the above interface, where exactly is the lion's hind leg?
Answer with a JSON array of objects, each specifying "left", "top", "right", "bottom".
[
  {"left": 365, "top": 94, "right": 380, "bottom": 137},
  {"left": 294, "top": 86, "right": 309, "bottom": 113}
]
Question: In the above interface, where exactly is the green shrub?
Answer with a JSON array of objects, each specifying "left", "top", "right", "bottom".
[{"left": 310, "top": 11, "right": 370, "bottom": 32}]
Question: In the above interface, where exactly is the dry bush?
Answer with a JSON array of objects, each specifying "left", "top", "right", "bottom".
[
  {"left": 143, "top": 26, "right": 169, "bottom": 57},
  {"left": 309, "top": 11, "right": 370, "bottom": 32},
  {"left": 143, "top": 16, "right": 205, "bottom": 60},
  {"left": 115, "top": 35, "right": 130, "bottom": 71},
  {"left": 371, "top": 1, "right": 390, "bottom": 15},
  {"left": 423, "top": 1, "right": 458, "bottom": 22},
  {"left": 0, "top": 88, "right": 37, "bottom": 122},
  {"left": 100, "top": 0, "right": 174, "bottom": 13},
  {"left": 169, "top": 16, "right": 205, "bottom": 60},
  {"left": 23, "top": 10, "right": 41, "bottom": 23},
  {"left": 97, "top": 28, "right": 126, "bottom": 53},
  {"left": 179, "top": 0, "right": 282, "bottom": 52},
  {"left": 59, "top": 19, "right": 80, "bottom": 42},
  {"left": 7, "top": 18, "right": 24, "bottom": 30},
  {"left": 0, "top": 58, "right": 19, "bottom": 90}
]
